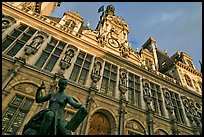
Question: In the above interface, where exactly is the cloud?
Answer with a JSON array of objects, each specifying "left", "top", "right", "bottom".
[{"left": 147, "top": 11, "right": 184, "bottom": 28}]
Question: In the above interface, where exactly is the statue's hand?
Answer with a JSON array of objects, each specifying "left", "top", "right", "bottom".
[{"left": 38, "top": 81, "right": 46, "bottom": 90}]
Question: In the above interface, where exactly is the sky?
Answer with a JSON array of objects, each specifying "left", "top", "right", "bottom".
[{"left": 50, "top": 2, "right": 202, "bottom": 71}]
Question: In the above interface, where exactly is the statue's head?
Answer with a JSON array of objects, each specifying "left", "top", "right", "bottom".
[{"left": 58, "top": 78, "right": 68, "bottom": 90}]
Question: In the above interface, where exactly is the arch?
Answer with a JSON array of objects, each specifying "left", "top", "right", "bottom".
[
  {"left": 154, "top": 128, "right": 169, "bottom": 135},
  {"left": 125, "top": 118, "right": 146, "bottom": 135},
  {"left": 6, "top": 80, "right": 45, "bottom": 96},
  {"left": 88, "top": 107, "right": 117, "bottom": 135}
]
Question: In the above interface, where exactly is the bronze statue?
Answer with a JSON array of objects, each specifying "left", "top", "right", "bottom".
[{"left": 22, "top": 78, "right": 88, "bottom": 135}]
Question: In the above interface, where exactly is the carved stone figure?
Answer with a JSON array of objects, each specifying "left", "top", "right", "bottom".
[
  {"left": 143, "top": 82, "right": 151, "bottom": 97},
  {"left": 64, "top": 49, "right": 74, "bottom": 63},
  {"left": 22, "top": 78, "right": 88, "bottom": 135},
  {"left": 119, "top": 72, "right": 127, "bottom": 94},
  {"left": 60, "top": 49, "right": 75, "bottom": 70},
  {"left": 92, "top": 62, "right": 102, "bottom": 75},
  {"left": 30, "top": 36, "right": 43, "bottom": 49},
  {"left": 120, "top": 40, "right": 130, "bottom": 58},
  {"left": 164, "top": 91, "right": 173, "bottom": 107}
]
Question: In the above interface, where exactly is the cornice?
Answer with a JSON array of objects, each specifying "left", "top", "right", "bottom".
[{"left": 176, "top": 61, "right": 202, "bottom": 77}]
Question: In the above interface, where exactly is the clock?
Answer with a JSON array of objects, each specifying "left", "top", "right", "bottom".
[{"left": 108, "top": 38, "right": 119, "bottom": 48}]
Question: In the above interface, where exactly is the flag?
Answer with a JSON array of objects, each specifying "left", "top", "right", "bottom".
[{"left": 98, "top": 5, "right": 104, "bottom": 13}]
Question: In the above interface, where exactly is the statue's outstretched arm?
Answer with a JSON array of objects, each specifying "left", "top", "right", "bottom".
[{"left": 67, "top": 96, "right": 82, "bottom": 109}]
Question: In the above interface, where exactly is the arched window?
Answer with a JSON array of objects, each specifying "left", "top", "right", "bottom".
[{"left": 184, "top": 74, "right": 193, "bottom": 87}]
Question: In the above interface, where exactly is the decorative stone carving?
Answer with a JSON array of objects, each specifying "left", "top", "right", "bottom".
[
  {"left": 2, "top": 14, "right": 16, "bottom": 32},
  {"left": 97, "top": 29, "right": 108, "bottom": 47},
  {"left": 120, "top": 40, "right": 130, "bottom": 58},
  {"left": 24, "top": 31, "right": 48, "bottom": 56},
  {"left": 60, "top": 45, "right": 77, "bottom": 70},
  {"left": 162, "top": 88, "right": 173, "bottom": 110},
  {"left": 119, "top": 68, "right": 127, "bottom": 94}
]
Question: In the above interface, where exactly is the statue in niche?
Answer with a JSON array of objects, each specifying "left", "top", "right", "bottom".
[
  {"left": 164, "top": 91, "right": 173, "bottom": 107},
  {"left": 143, "top": 83, "right": 150, "bottom": 97},
  {"left": 22, "top": 78, "right": 88, "bottom": 135},
  {"left": 91, "top": 61, "right": 102, "bottom": 85},
  {"left": 189, "top": 101, "right": 197, "bottom": 117},
  {"left": 64, "top": 49, "right": 74, "bottom": 63},
  {"left": 93, "top": 62, "right": 102, "bottom": 75},
  {"left": 60, "top": 49, "right": 75, "bottom": 70},
  {"left": 30, "top": 35, "right": 44, "bottom": 49}
]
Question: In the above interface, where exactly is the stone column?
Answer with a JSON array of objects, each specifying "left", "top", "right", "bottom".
[
  {"left": 80, "top": 59, "right": 102, "bottom": 135},
  {"left": 118, "top": 68, "right": 127, "bottom": 135},
  {"left": 167, "top": 106, "right": 179, "bottom": 135},
  {"left": 142, "top": 79, "right": 154, "bottom": 135},
  {"left": 163, "top": 89, "right": 179, "bottom": 135},
  {"left": 80, "top": 86, "right": 98, "bottom": 135}
]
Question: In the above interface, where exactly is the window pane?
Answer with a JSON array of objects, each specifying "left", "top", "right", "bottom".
[
  {"left": 6, "top": 42, "right": 24, "bottom": 57},
  {"left": 22, "top": 99, "right": 33, "bottom": 109},
  {"left": 7, "top": 111, "right": 26, "bottom": 134},
  {"left": 45, "top": 44, "right": 54, "bottom": 52},
  {"left": 111, "top": 65, "right": 117, "bottom": 73},
  {"left": 54, "top": 48, "right": 62, "bottom": 56},
  {"left": 78, "top": 69, "right": 88, "bottom": 85},
  {"left": 44, "top": 55, "right": 58, "bottom": 72},
  {"left": 86, "top": 54, "right": 93, "bottom": 62},
  {"left": 58, "top": 41, "right": 66, "bottom": 49},
  {"left": 76, "top": 58, "right": 83, "bottom": 65},
  {"left": 84, "top": 61, "right": 91, "bottom": 69},
  {"left": 78, "top": 52, "right": 85, "bottom": 59},
  {"left": 49, "top": 38, "right": 58, "bottom": 46},
  {"left": 26, "top": 28, "right": 36, "bottom": 35},
  {"left": 2, "top": 37, "right": 14, "bottom": 51},
  {"left": 20, "top": 33, "right": 31, "bottom": 42},
  {"left": 18, "top": 24, "right": 27, "bottom": 31},
  {"left": 11, "top": 29, "right": 22, "bottom": 38},
  {"left": 110, "top": 73, "right": 117, "bottom": 80},
  {"left": 103, "top": 70, "right": 110, "bottom": 77},
  {"left": 35, "top": 52, "right": 49, "bottom": 68},
  {"left": 11, "top": 95, "right": 24, "bottom": 106},
  {"left": 104, "top": 62, "right": 111, "bottom": 70},
  {"left": 2, "top": 107, "right": 17, "bottom": 131},
  {"left": 70, "top": 65, "right": 81, "bottom": 81}
]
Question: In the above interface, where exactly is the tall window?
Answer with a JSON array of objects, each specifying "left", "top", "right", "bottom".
[
  {"left": 184, "top": 74, "right": 193, "bottom": 87},
  {"left": 128, "top": 72, "right": 141, "bottom": 108},
  {"left": 150, "top": 82, "right": 165, "bottom": 116},
  {"left": 101, "top": 62, "right": 117, "bottom": 97},
  {"left": 2, "top": 94, "right": 34, "bottom": 135},
  {"left": 169, "top": 91, "right": 185, "bottom": 124},
  {"left": 69, "top": 51, "right": 93, "bottom": 85},
  {"left": 35, "top": 38, "right": 66, "bottom": 72},
  {"left": 2, "top": 23, "right": 37, "bottom": 57}
]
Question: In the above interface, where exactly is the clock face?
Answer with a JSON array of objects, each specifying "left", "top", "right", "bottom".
[{"left": 108, "top": 38, "right": 119, "bottom": 48}]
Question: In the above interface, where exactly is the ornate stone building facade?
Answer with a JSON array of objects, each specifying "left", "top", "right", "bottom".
[{"left": 2, "top": 2, "right": 202, "bottom": 135}]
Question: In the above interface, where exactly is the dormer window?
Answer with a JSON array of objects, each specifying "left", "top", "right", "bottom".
[
  {"left": 184, "top": 74, "right": 193, "bottom": 87},
  {"left": 64, "top": 19, "right": 76, "bottom": 31},
  {"left": 145, "top": 58, "right": 152, "bottom": 69},
  {"left": 187, "top": 59, "right": 194, "bottom": 68}
]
